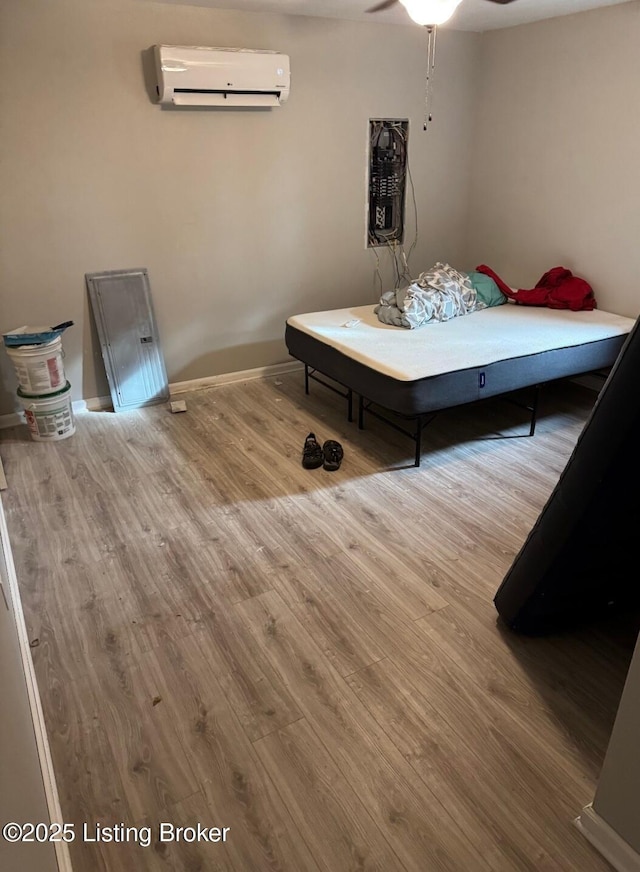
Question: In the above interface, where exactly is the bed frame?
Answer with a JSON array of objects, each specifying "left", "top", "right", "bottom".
[{"left": 285, "top": 305, "right": 634, "bottom": 467}]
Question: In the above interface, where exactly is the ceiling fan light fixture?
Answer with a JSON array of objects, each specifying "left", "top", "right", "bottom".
[{"left": 399, "top": 0, "right": 463, "bottom": 26}]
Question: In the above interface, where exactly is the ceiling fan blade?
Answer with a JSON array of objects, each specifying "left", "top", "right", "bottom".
[{"left": 366, "top": 0, "right": 399, "bottom": 13}]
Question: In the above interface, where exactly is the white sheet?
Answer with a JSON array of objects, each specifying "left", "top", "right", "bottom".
[{"left": 287, "top": 304, "right": 635, "bottom": 382}]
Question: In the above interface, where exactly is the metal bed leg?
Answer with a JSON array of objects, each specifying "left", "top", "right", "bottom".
[
  {"left": 300, "top": 364, "right": 356, "bottom": 423},
  {"left": 358, "top": 395, "right": 365, "bottom": 430},
  {"left": 529, "top": 384, "right": 540, "bottom": 436},
  {"left": 414, "top": 417, "right": 423, "bottom": 467}
]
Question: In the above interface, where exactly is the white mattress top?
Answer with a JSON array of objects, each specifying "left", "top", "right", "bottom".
[{"left": 287, "top": 304, "right": 636, "bottom": 382}]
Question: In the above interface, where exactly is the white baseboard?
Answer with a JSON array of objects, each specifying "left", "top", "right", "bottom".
[
  {"left": 0, "top": 361, "right": 304, "bottom": 427},
  {"left": 575, "top": 804, "right": 640, "bottom": 872},
  {"left": 0, "top": 411, "right": 21, "bottom": 429},
  {"left": 0, "top": 500, "right": 73, "bottom": 872},
  {"left": 169, "top": 360, "right": 303, "bottom": 395},
  {"left": 74, "top": 396, "right": 112, "bottom": 413}
]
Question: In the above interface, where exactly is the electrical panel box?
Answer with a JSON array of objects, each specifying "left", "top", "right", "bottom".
[
  {"left": 367, "top": 119, "right": 409, "bottom": 247},
  {"left": 86, "top": 268, "right": 169, "bottom": 412}
]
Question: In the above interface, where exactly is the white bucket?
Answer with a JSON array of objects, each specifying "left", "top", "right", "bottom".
[
  {"left": 6, "top": 336, "right": 66, "bottom": 395},
  {"left": 17, "top": 382, "right": 75, "bottom": 442}
]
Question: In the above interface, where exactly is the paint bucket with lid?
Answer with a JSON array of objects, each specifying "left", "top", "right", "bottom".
[
  {"left": 6, "top": 336, "right": 66, "bottom": 396},
  {"left": 17, "top": 382, "right": 75, "bottom": 442}
]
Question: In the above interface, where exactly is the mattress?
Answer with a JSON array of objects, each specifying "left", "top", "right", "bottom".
[{"left": 285, "top": 304, "right": 635, "bottom": 418}]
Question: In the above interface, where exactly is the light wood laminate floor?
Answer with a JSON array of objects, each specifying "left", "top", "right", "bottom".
[{"left": 1, "top": 373, "right": 637, "bottom": 871}]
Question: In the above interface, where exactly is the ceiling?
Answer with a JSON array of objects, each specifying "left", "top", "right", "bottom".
[{"left": 152, "top": 0, "right": 635, "bottom": 32}]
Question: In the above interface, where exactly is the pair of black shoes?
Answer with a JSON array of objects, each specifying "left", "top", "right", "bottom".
[{"left": 302, "top": 433, "right": 344, "bottom": 472}]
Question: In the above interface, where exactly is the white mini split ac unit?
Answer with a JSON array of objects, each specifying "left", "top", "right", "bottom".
[{"left": 153, "top": 44, "right": 291, "bottom": 108}]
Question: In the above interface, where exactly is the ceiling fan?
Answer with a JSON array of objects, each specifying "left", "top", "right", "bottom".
[{"left": 367, "top": 0, "right": 518, "bottom": 27}]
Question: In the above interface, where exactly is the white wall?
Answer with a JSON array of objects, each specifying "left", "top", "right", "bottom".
[
  {"left": 467, "top": 1, "right": 640, "bottom": 316},
  {"left": 0, "top": 0, "right": 480, "bottom": 414}
]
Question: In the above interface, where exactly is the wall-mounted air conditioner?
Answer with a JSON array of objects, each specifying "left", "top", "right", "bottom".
[{"left": 153, "top": 44, "right": 291, "bottom": 108}]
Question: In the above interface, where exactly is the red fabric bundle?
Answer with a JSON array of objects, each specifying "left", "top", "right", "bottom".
[{"left": 476, "top": 264, "right": 597, "bottom": 311}]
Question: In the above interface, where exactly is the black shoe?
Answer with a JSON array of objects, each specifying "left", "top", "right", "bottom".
[
  {"left": 302, "top": 433, "right": 324, "bottom": 469},
  {"left": 322, "top": 440, "right": 344, "bottom": 471}
]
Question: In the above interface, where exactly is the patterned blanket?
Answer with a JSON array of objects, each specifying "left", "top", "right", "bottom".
[{"left": 375, "top": 263, "right": 483, "bottom": 329}]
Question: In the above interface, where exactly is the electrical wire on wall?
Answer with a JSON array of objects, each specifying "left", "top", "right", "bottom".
[
  {"left": 370, "top": 241, "right": 405, "bottom": 296},
  {"left": 405, "top": 152, "right": 419, "bottom": 273}
]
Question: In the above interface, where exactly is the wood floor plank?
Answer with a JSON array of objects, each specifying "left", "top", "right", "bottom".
[
  {"left": 329, "top": 545, "right": 450, "bottom": 619},
  {"left": 270, "top": 553, "right": 438, "bottom": 675},
  {"left": 27, "top": 595, "right": 140, "bottom": 685},
  {"left": 6, "top": 489, "right": 106, "bottom": 566},
  {"left": 72, "top": 662, "right": 200, "bottom": 824},
  {"left": 254, "top": 718, "right": 405, "bottom": 871},
  {"left": 274, "top": 579, "right": 388, "bottom": 677},
  {"left": 415, "top": 605, "right": 611, "bottom": 781},
  {"left": 35, "top": 660, "right": 194, "bottom": 870},
  {"left": 388, "top": 664, "right": 608, "bottom": 870},
  {"left": 188, "top": 605, "right": 304, "bottom": 742},
  {"left": 135, "top": 634, "right": 321, "bottom": 871},
  {"left": 0, "top": 424, "right": 70, "bottom": 485},
  {"left": 265, "top": 489, "right": 450, "bottom": 620},
  {"left": 140, "top": 788, "right": 244, "bottom": 872},
  {"left": 233, "top": 589, "right": 493, "bottom": 872},
  {"left": 379, "top": 615, "right": 614, "bottom": 870},
  {"left": 345, "top": 657, "right": 565, "bottom": 871},
  {"left": 190, "top": 512, "right": 286, "bottom": 605}
]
